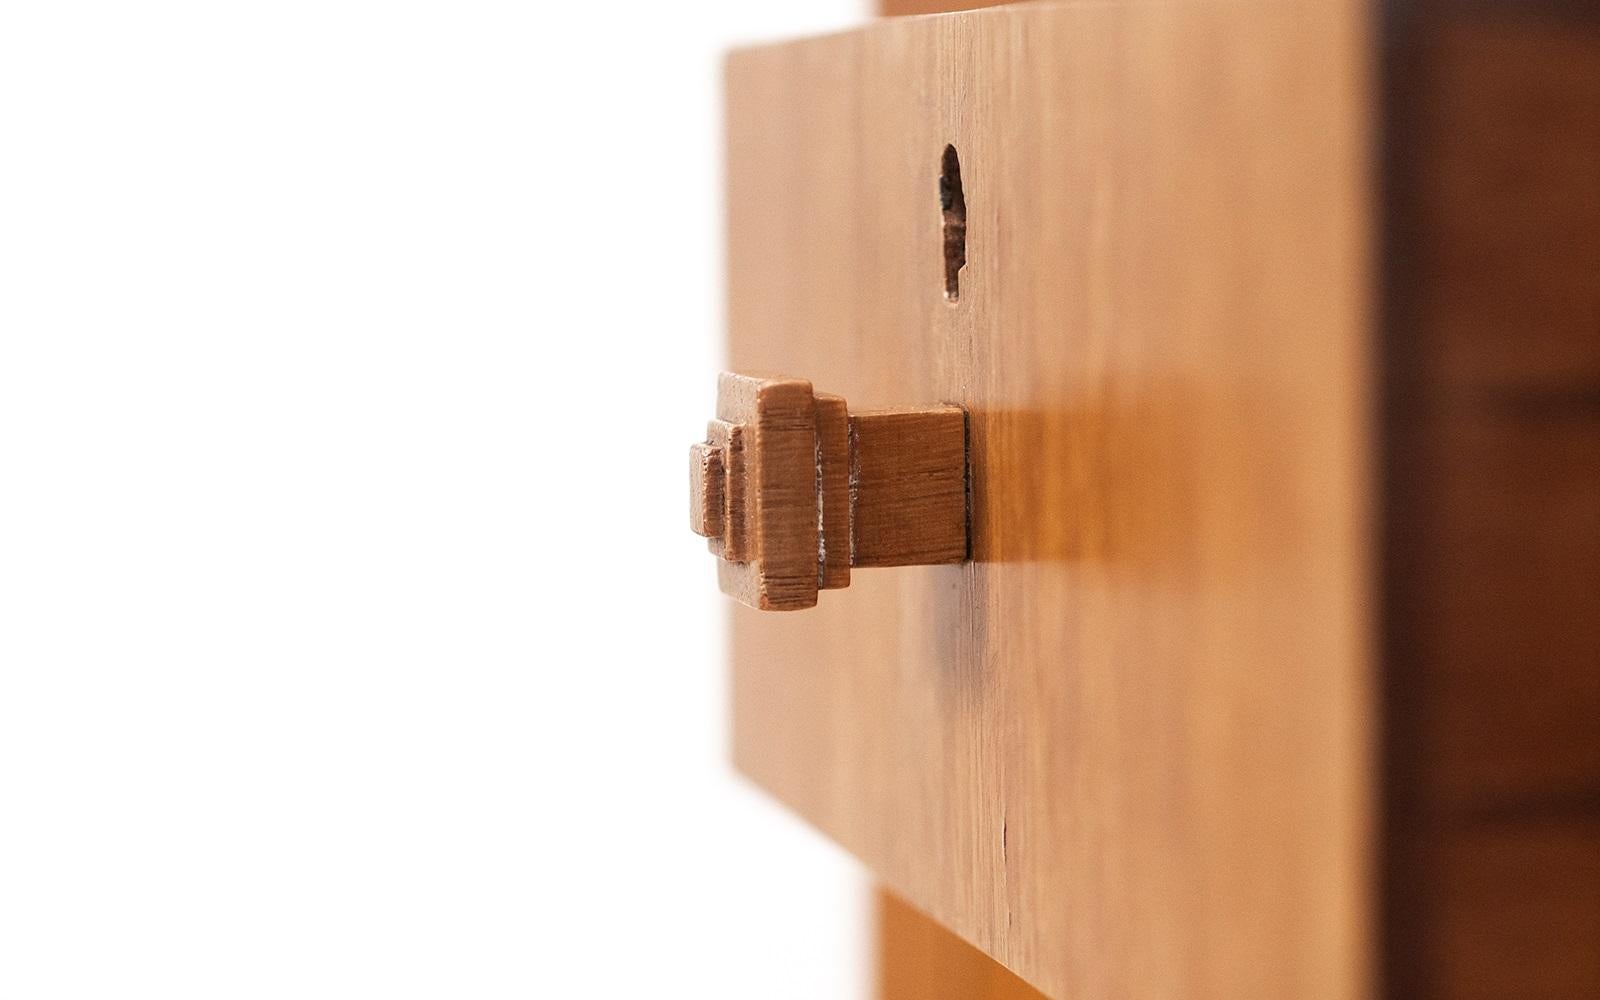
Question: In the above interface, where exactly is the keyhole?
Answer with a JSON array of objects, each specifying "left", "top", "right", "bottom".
[{"left": 939, "top": 145, "right": 966, "bottom": 303}]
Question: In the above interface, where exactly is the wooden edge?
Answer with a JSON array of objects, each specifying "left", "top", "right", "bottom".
[
  {"left": 717, "top": 373, "right": 820, "bottom": 611},
  {"left": 688, "top": 442, "right": 724, "bottom": 538},
  {"left": 706, "top": 419, "right": 745, "bottom": 561}
]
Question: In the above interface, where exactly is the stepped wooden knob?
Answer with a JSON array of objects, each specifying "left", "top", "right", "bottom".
[{"left": 690, "top": 372, "right": 969, "bottom": 611}]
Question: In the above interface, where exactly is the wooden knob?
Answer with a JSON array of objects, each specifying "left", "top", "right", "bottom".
[{"left": 690, "top": 372, "right": 968, "bottom": 611}]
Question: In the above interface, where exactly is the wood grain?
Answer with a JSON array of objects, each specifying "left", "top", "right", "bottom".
[
  {"left": 705, "top": 419, "right": 746, "bottom": 561},
  {"left": 713, "top": 373, "right": 818, "bottom": 610},
  {"left": 849, "top": 408, "right": 967, "bottom": 567},
  {"left": 693, "top": 375, "right": 968, "bottom": 609},
  {"left": 688, "top": 443, "right": 724, "bottom": 538},
  {"left": 726, "top": 3, "right": 1372, "bottom": 998}
]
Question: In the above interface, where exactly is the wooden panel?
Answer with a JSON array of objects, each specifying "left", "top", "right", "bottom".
[
  {"left": 878, "top": 889, "right": 1048, "bottom": 1000},
  {"left": 725, "top": 4, "right": 1372, "bottom": 999},
  {"left": 1379, "top": 7, "right": 1600, "bottom": 998}
]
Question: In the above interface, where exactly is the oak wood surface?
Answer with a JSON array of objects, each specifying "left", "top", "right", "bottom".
[{"left": 726, "top": 3, "right": 1372, "bottom": 998}]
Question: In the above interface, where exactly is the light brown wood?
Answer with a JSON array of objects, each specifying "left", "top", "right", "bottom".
[
  {"left": 688, "top": 443, "right": 724, "bottom": 539},
  {"left": 878, "top": 888, "right": 1048, "bottom": 1000},
  {"left": 710, "top": 373, "right": 818, "bottom": 610},
  {"left": 691, "top": 373, "right": 969, "bottom": 610},
  {"left": 725, "top": 3, "right": 1372, "bottom": 998}
]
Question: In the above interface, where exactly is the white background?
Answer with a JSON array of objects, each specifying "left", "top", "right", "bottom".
[{"left": 0, "top": 2, "right": 869, "bottom": 996}]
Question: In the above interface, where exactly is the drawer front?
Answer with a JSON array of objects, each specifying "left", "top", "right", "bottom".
[{"left": 725, "top": 4, "right": 1373, "bottom": 999}]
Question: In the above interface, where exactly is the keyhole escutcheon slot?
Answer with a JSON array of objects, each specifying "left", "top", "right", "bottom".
[{"left": 940, "top": 144, "right": 967, "bottom": 303}]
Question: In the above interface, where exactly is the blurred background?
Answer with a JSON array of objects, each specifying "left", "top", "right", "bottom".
[{"left": 0, "top": 2, "right": 871, "bottom": 996}]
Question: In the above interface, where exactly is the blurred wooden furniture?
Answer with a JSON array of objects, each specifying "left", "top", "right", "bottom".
[
  {"left": 717, "top": 2, "right": 1599, "bottom": 997},
  {"left": 1380, "top": 8, "right": 1600, "bottom": 998}
]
